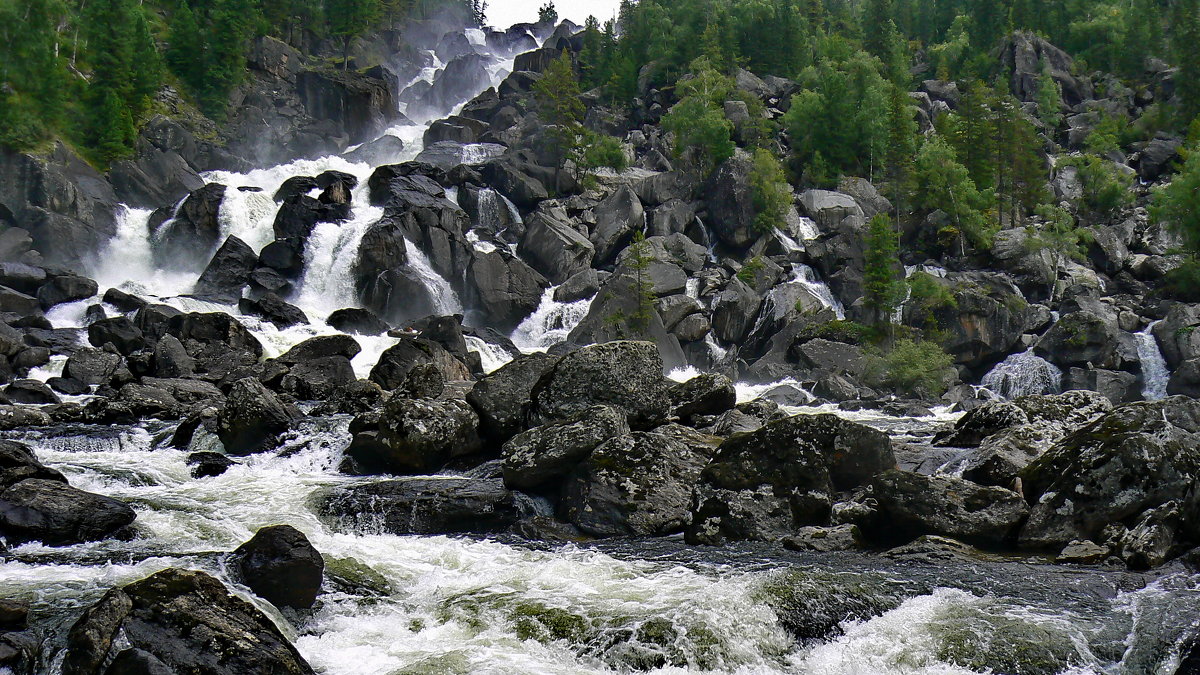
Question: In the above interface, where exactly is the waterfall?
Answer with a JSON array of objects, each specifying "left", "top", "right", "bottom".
[
  {"left": 294, "top": 204, "right": 383, "bottom": 321},
  {"left": 981, "top": 349, "right": 1063, "bottom": 399},
  {"left": 791, "top": 264, "right": 845, "bottom": 319},
  {"left": 1135, "top": 321, "right": 1170, "bottom": 401},
  {"left": 465, "top": 335, "right": 514, "bottom": 373},
  {"left": 405, "top": 239, "right": 463, "bottom": 316},
  {"left": 510, "top": 287, "right": 594, "bottom": 352}
]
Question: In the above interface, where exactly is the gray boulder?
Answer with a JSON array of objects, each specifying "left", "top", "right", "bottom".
[
  {"left": 467, "top": 352, "right": 559, "bottom": 442},
  {"left": 216, "top": 378, "right": 301, "bottom": 455},
  {"left": 867, "top": 470, "right": 1029, "bottom": 546},
  {"left": 320, "top": 476, "right": 528, "bottom": 535},
  {"left": 502, "top": 405, "right": 629, "bottom": 489},
  {"left": 230, "top": 525, "right": 324, "bottom": 610},
  {"left": 344, "top": 397, "right": 481, "bottom": 475},
  {"left": 528, "top": 341, "right": 671, "bottom": 429},
  {"left": 517, "top": 210, "right": 595, "bottom": 284},
  {"left": 0, "top": 478, "right": 136, "bottom": 546}
]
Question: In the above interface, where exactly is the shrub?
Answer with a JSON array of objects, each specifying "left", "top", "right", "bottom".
[{"left": 864, "top": 339, "right": 956, "bottom": 398}]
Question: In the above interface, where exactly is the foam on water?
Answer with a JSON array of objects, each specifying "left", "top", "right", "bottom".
[
  {"left": 1135, "top": 321, "right": 1170, "bottom": 401},
  {"left": 510, "top": 288, "right": 594, "bottom": 352},
  {"left": 465, "top": 335, "right": 514, "bottom": 373}
]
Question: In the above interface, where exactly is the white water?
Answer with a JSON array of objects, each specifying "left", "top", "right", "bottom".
[
  {"left": 465, "top": 335, "right": 514, "bottom": 373},
  {"left": 789, "top": 264, "right": 845, "bottom": 319},
  {"left": 1135, "top": 321, "right": 1170, "bottom": 401},
  {"left": 980, "top": 349, "right": 1063, "bottom": 399},
  {"left": 510, "top": 287, "right": 594, "bottom": 352}
]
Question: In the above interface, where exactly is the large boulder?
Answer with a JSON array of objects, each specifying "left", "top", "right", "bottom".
[
  {"left": 0, "top": 478, "right": 136, "bottom": 546},
  {"left": 686, "top": 414, "right": 892, "bottom": 544},
  {"left": 517, "top": 210, "right": 595, "bottom": 284},
  {"left": 1019, "top": 397, "right": 1200, "bottom": 562},
  {"left": 296, "top": 67, "right": 397, "bottom": 144},
  {"left": 216, "top": 378, "right": 301, "bottom": 455},
  {"left": 62, "top": 568, "right": 314, "bottom": 675},
  {"left": 668, "top": 373, "right": 736, "bottom": 421},
  {"left": 528, "top": 341, "right": 671, "bottom": 429},
  {"left": 464, "top": 249, "right": 549, "bottom": 330},
  {"left": 320, "top": 476, "right": 528, "bottom": 535},
  {"left": 37, "top": 274, "right": 98, "bottom": 309},
  {"left": 914, "top": 272, "right": 1029, "bottom": 368},
  {"left": 87, "top": 317, "right": 145, "bottom": 356},
  {"left": 193, "top": 236, "right": 258, "bottom": 304},
  {"left": 502, "top": 405, "right": 629, "bottom": 489},
  {"left": 230, "top": 525, "right": 323, "bottom": 610},
  {"left": 1034, "top": 311, "right": 1119, "bottom": 368},
  {"left": 466, "top": 352, "right": 559, "bottom": 442},
  {"left": 343, "top": 397, "right": 482, "bottom": 475},
  {"left": 705, "top": 151, "right": 758, "bottom": 248},
  {"left": 368, "top": 336, "right": 471, "bottom": 390},
  {"left": 353, "top": 219, "right": 438, "bottom": 325},
  {"left": 998, "top": 32, "right": 1091, "bottom": 107},
  {"left": 154, "top": 183, "right": 227, "bottom": 271},
  {"left": 590, "top": 185, "right": 645, "bottom": 266},
  {"left": 867, "top": 470, "right": 1029, "bottom": 546},
  {"left": 64, "top": 348, "right": 122, "bottom": 385},
  {"left": 561, "top": 429, "right": 718, "bottom": 536}
]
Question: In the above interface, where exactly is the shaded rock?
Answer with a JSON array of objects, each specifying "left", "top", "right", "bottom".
[
  {"left": 154, "top": 183, "right": 226, "bottom": 271},
  {"left": 668, "top": 373, "right": 736, "bottom": 421},
  {"left": 782, "top": 524, "right": 864, "bottom": 552},
  {"left": 5, "top": 379, "right": 59, "bottom": 405},
  {"left": 281, "top": 356, "right": 357, "bottom": 400},
  {"left": 502, "top": 405, "right": 629, "bottom": 489},
  {"left": 467, "top": 352, "right": 559, "bottom": 441},
  {"left": 327, "top": 307, "right": 390, "bottom": 335},
  {"left": 0, "top": 478, "right": 135, "bottom": 546},
  {"left": 231, "top": 524, "right": 324, "bottom": 609},
  {"left": 278, "top": 334, "right": 361, "bottom": 363},
  {"left": 37, "top": 274, "right": 98, "bottom": 309},
  {"left": 87, "top": 317, "right": 145, "bottom": 356},
  {"left": 238, "top": 293, "right": 308, "bottom": 329},
  {"left": 153, "top": 334, "right": 195, "bottom": 378},
  {"left": 64, "top": 348, "right": 122, "bottom": 385},
  {"left": 216, "top": 378, "right": 301, "bottom": 455},
  {"left": 62, "top": 568, "right": 314, "bottom": 675},
  {"left": 320, "top": 476, "right": 527, "bottom": 535},
  {"left": 528, "top": 341, "right": 670, "bottom": 429},
  {"left": 517, "top": 210, "right": 595, "bottom": 284},
  {"left": 187, "top": 451, "right": 235, "bottom": 479},
  {"left": 369, "top": 336, "right": 471, "bottom": 390},
  {"left": 343, "top": 398, "right": 481, "bottom": 475},
  {"left": 867, "top": 470, "right": 1028, "bottom": 546}
]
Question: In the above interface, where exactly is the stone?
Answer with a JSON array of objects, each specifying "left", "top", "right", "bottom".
[
  {"left": 238, "top": 293, "right": 308, "bottom": 329},
  {"left": 668, "top": 373, "right": 736, "bottom": 421},
  {"left": 87, "top": 317, "right": 145, "bottom": 356},
  {"left": 517, "top": 211, "right": 595, "bottom": 284},
  {"left": 528, "top": 341, "right": 671, "bottom": 430},
  {"left": 467, "top": 352, "right": 559, "bottom": 442},
  {"left": 867, "top": 470, "right": 1029, "bottom": 546},
  {"left": 501, "top": 405, "right": 629, "bottom": 489},
  {"left": 1056, "top": 539, "right": 1110, "bottom": 564},
  {"left": 781, "top": 524, "right": 865, "bottom": 552},
  {"left": 278, "top": 334, "right": 361, "bottom": 363},
  {"left": 320, "top": 476, "right": 527, "bottom": 535},
  {"left": 231, "top": 525, "right": 324, "bottom": 609},
  {"left": 327, "top": 307, "right": 391, "bottom": 335},
  {"left": 0, "top": 478, "right": 136, "bottom": 546},
  {"left": 343, "top": 398, "right": 481, "bottom": 475},
  {"left": 61, "top": 568, "right": 314, "bottom": 675},
  {"left": 187, "top": 451, "right": 235, "bottom": 479},
  {"left": 4, "top": 379, "right": 59, "bottom": 404},
  {"left": 216, "top": 378, "right": 301, "bottom": 455},
  {"left": 37, "top": 274, "right": 98, "bottom": 309}
]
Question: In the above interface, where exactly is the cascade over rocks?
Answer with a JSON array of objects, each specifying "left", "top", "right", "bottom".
[
  {"left": 62, "top": 568, "right": 314, "bottom": 675},
  {"left": 154, "top": 183, "right": 227, "bottom": 271}
]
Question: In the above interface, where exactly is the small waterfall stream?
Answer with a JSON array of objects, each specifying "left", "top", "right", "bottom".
[
  {"left": 980, "top": 349, "right": 1063, "bottom": 399},
  {"left": 1135, "top": 321, "right": 1170, "bottom": 400},
  {"left": 510, "top": 287, "right": 595, "bottom": 352}
]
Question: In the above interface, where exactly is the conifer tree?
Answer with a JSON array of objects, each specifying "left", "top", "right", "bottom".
[
  {"left": 863, "top": 213, "right": 904, "bottom": 327},
  {"left": 327, "top": 0, "right": 379, "bottom": 70}
]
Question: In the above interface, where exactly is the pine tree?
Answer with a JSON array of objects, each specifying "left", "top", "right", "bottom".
[
  {"left": 913, "top": 134, "right": 991, "bottom": 254},
  {"left": 884, "top": 85, "right": 918, "bottom": 221},
  {"left": 326, "top": 0, "right": 379, "bottom": 70},
  {"left": 1171, "top": 0, "right": 1200, "bottom": 124},
  {"left": 167, "top": 1, "right": 204, "bottom": 93},
  {"left": 533, "top": 49, "right": 585, "bottom": 167},
  {"left": 85, "top": 0, "right": 137, "bottom": 161},
  {"left": 863, "top": 213, "right": 904, "bottom": 327},
  {"left": 129, "top": 8, "right": 164, "bottom": 120}
]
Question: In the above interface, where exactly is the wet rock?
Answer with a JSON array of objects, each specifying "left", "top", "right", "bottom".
[
  {"left": 216, "top": 378, "right": 301, "bottom": 455},
  {"left": 528, "top": 341, "right": 670, "bottom": 430},
  {"left": 278, "top": 334, "right": 361, "bottom": 363},
  {"left": 1034, "top": 311, "right": 1118, "bottom": 368},
  {"left": 0, "top": 478, "right": 136, "bottom": 546},
  {"left": 562, "top": 430, "right": 719, "bottom": 536},
  {"left": 369, "top": 336, "right": 471, "bottom": 390},
  {"left": 517, "top": 211, "right": 595, "bottom": 284},
  {"left": 153, "top": 334, "right": 195, "bottom": 378},
  {"left": 343, "top": 397, "right": 482, "bottom": 475},
  {"left": 467, "top": 352, "right": 559, "bottom": 442},
  {"left": 238, "top": 293, "right": 308, "bottom": 329},
  {"left": 1019, "top": 397, "right": 1200, "bottom": 559},
  {"left": 62, "top": 568, "right": 314, "bottom": 675},
  {"left": 327, "top": 307, "right": 391, "bottom": 335},
  {"left": 465, "top": 249, "right": 549, "bottom": 331},
  {"left": 296, "top": 67, "right": 398, "bottom": 145},
  {"left": 554, "top": 269, "right": 605, "bottom": 303},
  {"left": 590, "top": 185, "right": 645, "bottom": 266},
  {"left": 668, "top": 373, "right": 736, "bottom": 422},
  {"left": 0, "top": 406, "right": 52, "bottom": 430},
  {"left": 0, "top": 439, "right": 65, "bottom": 489},
  {"left": 194, "top": 236, "right": 258, "bottom": 304},
  {"left": 231, "top": 524, "right": 324, "bottom": 609},
  {"left": 281, "top": 356, "right": 357, "bottom": 400},
  {"left": 502, "top": 405, "right": 629, "bottom": 489},
  {"left": 781, "top": 524, "right": 864, "bottom": 552},
  {"left": 166, "top": 312, "right": 263, "bottom": 360},
  {"left": 186, "top": 451, "right": 235, "bottom": 479},
  {"left": 321, "top": 476, "right": 527, "bottom": 535},
  {"left": 687, "top": 414, "right": 891, "bottom": 544},
  {"left": 0, "top": 599, "right": 28, "bottom": 631},
  {"left": 47, "top": 376, "right": 89, "bottom": 396},
  {"left": 153, "top": 183, "right": 226, "bottom": 271},
  {"left": 87, "top": 317, "right": 145, "bottom": 356},
  {"left": 37, "top": 274, "right": 98, "bottom": 309},
  {"left": 4, "top": 379, "right": 59, "bottom": 405},
  {"left": 711, "top": 278, "right": 762, "bottom": 344},
  {"left": 1056, "top": 539, "right": 1110, "bottom": 564},
  {"left": 867, "top": 470, "right": 1028, "bottom": 546}
]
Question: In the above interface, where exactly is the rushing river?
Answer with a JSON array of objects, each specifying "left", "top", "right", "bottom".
[{"left": 2, "top": 412, "right": 1197, "bottom": 674}]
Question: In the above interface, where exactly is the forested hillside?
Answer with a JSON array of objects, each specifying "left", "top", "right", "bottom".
[{"left": 0, "top": 0, "right": 485, "bottom": 163}]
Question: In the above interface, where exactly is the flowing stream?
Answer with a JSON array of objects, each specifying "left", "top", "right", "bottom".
[{"left": 3, "top": 19, "right": 1199, "bottom": 675}]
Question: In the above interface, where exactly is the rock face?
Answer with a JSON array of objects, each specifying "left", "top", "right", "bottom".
[
  {"left": 517, "top": 210, "right": 595, "bottom": 284},
  {"left": 344, "top": 397, "right": 482, "bottom": 475},
  {"left": 561, "top": 429, "right": 718, "bottom": 536},
  {"left": 867, "top": 470, "right": 1029, "bottom": 546},
  {"left": 528, "top": 341, "right": 671, "bottom": 429},
  {"left": 502, "top": 405, "right": 629, "bottom": 489},
  {"left": 62, "top": 568, "right": 314, "bottom": 675},
  {"left": 1019, "top": 397, "right": 1200, "bottom": 563},
  {"left": 686, "top": 414, "right": 893, "bottom": 544},
  {"left": 216, "top": 378, "right": 301, "bottom": 455},
  {"left": 194, "top": 236, "right": 258, "bottom": 304},
  {"left": 155, "top": 183, "right": 227, "bottom": 271},
  {"left": 705, "top": 152, "right": 758, "bottom": 248},
  {"left": 230, "top": 525, "right": 324, "bottom": 609},
  {"left": 320, "top": 477, "right": 528, "bottom": 535}
]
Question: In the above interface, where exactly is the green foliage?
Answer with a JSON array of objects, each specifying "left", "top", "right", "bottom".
[
  {"left": 580, "top": 133, "right": 628, "bottom": 173},
  {"left": 1027, "top": 204, "right": 1094, "bottom": 302},
  {"left": 737, "top": 256, "right": 765, "bottom": 284},
  {"left": 795, "top": 319, "right": 873, "bottom": 345},
  {"left": 1152, "top": 143, "right": 1200, "bottom": 253},
  {"left": 912, "top": 135, "right": 993, "bottom": 254},
  {"left": 662, "top": 63, "right": 735, "bottom": 174},
  {"left": 1161, "top": 259, "right": 1200, "bottom": 302},
  {"left": 862, "top": 213, "right": 904, "bottom": 324},
  {"left": 1062, "top": 154, "right": 1134, "bottom": 220},
  {"left": 864, "top": 338, "right": 956, "bottom": 398},
  {"left": 906, "top": 271, "right": 956, "bottom": 329},
  {"left": 327, "top": 0, "right": 379, "bottom": 69},
  {"left": 533, "top": 49, "right": 585, "bottom": 166},
  {"left": 748, "top": 149, "right": 790, "bottom": 234},
  {"left": 1171, "top": 0, "right": 1200, "bottom": 124},
  {"left": 626, "top": 230, "right": 656, "bottom": 332},
  {"left": 1083, "top": 111, "right": 1131, "bottom": 155},
  {"left": 1035, "top": 66, "right": 1063, "bottom": 129},
  {"left": 538, "top": 1, "right": 557, "bottom": 24}
]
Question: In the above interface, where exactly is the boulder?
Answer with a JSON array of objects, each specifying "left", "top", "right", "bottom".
[
  {"left": 216, "top": 378, "right": 301, "bottom": 455},
  {"left": 320, "top": 476, "right": 527, "bottom": 535},
  {"left": 1034, "top": 311, "right": 1119, "bottom": 368},
  {"left": 561, "top": 430, "right": 717, "bottom": 536},
  {"left": 0, "top": 440, "right": 65, "bottom": 489},
  {"left": 704, "top": 151, "right": 758, "bottom": 248},
  {"left": 590, "top": 185, "right": 645, "bottom": 266},
  {"left": 517, "top": 211, "right": 595, "bottom": 284},
  {"left": 153, "top": 334, "right": 195, "bottom": 378},
  {"left": 502, "top": 405, "right": 629, "bottom": 489},
  {"left": 0, "top": 478, "right": 136, "bottom": 546},
  {"left": 87, "top": 317, "right": 146, "bottom": 356},
  {"left": 154, "top": 183, "right": 227, "bottom": 271},
  {"left": 4, "top": 379, "right": 60, "bottom": 405},
  {"left": 230, "top": 525, "right": 324, "bottom": 609},
  {"left": 1019, "top": 397, "right": 1200, "bottom": 560},
  {"left": 166, "top": 312, "right": 263, "bottom": 360},
  {"left": 867, "top": 470, "right": 1029, "bottom": 546},
  {"left": 686, "top": 414, "right": 892, "bottom": 544},
  {"left": 528, "top": 341, "right": 671, "bottom": 429},
  {"left": 668, "top": 373, "right": 736, "bottom": 421},
  {"left": 0, "top": 286, "right": 39, "bottom": 315},
  {"left": 37, "top": 274, "right": 98, "bottom": 309},
  {"left": 466, "top": 352, "right": 559, "bottom": 441},
  {"left": 0, "top": 263, "right": 47, "bottom": 294},
  {"left": 799, "top": 189, "right": 864, "bottom": 230},
  {"left": 64, "top": 348, "right": 122, "bottom": 385},
  {"left": 281, "top": 356, "right": 357, "bottom": 400},
  {"left": 711, "top": 278, "right": 762, "bottom": 344},
  {"left": 465, "top": 249, "right": 549, "bottom": 330},
  {"left": 296, "top": 67, "right": 397, "bottom": 144},
  {"left": 343, "top": 397, "right": 481, "bottom": 475},
  {"left": 238, "top": 293, "right": 308, "bottom": 329},
  {"left": 61, "top": 568, "right": 314, "bottom": 675},
  {"left": 327, "top": 307, "right": 391, "bottom": 335},
  {"left": 187, "top": 451, "right": 235, "bottom": 479},
  {"left": 278, "top": 334, "right": 361, "bottom": 363},
  {"left": 369, "top": 336, "right": 471, "bottom": 390}
]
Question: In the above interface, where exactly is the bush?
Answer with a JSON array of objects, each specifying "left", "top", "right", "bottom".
[
  {"left": 1062, "top": 154, "right": 1134, "bottom": 219},
  {"left": 795, "top": 320, "right": 873, "bottom": 345},
  {"left": 864, "top": 338, "right": 956, "bottom": 398},
  {"left": 906, "top": 271, "right": 956, "bottom": 329},
  {"left": 1161, "top": 259, "right": 1200, "bottom": 302},
  {"left": 581, "top": 133, "right": 628, "bottom": 172}
]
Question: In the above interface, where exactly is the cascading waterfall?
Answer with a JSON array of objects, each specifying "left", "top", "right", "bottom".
[
  {"left": 791, "top": 264, "right": 846, "bottom": 319},
  {"left": 981, "top": 349, "right": 1063, "bottom": 399},
  {"left": 1135, "top": 321, "right": 1170, "bottom": 400},
  {"left": 465, "top": 335, "right": 514, "bottom": 373},
  {"left": 511, "top": 287, "right": 594, "bottom": 352},
  {"left": 295, "top": 204, "right": 384, "bottom": 320}
]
